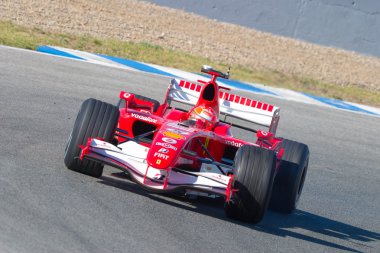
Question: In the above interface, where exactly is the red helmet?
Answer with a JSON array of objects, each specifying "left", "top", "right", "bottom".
[{"left": 188, "top": 106, "right": 217, "bottom": 129}]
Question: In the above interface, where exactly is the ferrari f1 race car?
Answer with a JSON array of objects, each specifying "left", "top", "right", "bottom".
[{"left": 64, "top": 66, "right": 309, "bottom": 223}]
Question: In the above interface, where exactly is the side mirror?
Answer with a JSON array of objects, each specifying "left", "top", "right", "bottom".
[
  {"left": 256, "top": 130, "right": 273, "bottom": 141},
  {"left": 119, "top": 92, "right": 135, "bottom": 103}
]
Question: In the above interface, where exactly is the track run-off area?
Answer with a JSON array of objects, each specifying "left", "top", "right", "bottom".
[{"left": 0, "top": 46, "right": 379, "bottom": 253}]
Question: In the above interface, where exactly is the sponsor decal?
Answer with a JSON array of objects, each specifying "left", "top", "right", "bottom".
[
  {"left": 123, "top": 93, "right": 132, "bottom": 99},
  {"left": 131, "top": 113, "right": 157, "bottom": 123},
  {"left": 226, "top": 140, "right": 243, "bottom": 148},
  {"left": 156, "top": 159, "right": 161, "bottom": 165},
  {"left": 162, "top": 137, "right": 177, "bottom": 144},
  {"left": 155, "top": 142, "right": 177, "bottom": 151},
  {"left": 167, "top": 122, "right": 181, "bottom": 128},
  {"left": 163, "top": 131, "right": 185, "bottom": 140},
  {"left": 167, "top": 123, "right": 192, "bottom": 132},
  {"left": 158, "top": 148, "right": 169, "bottom": 154},
  {"left": 167, "top": 126, "right": 191, "bottom": 135},
  {"left": 154, "top": 152, "right": 169, "bottom": 160},
  {"left": 153, "top": 173, "right": 165, "bottom": 180},
  {"left": 166, "top": 128, "right": 191, "bottom": 135}
]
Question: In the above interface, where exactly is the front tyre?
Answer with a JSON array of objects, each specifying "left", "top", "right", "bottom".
[
  {"left": 225, "top": 145, "right": 276, "bottom": 223},
  {"left": 269, "top": 139, "right": 309, "bottom": 213},
  {"left": 64, "top": 98, "right": 120, "bottom": 177}
]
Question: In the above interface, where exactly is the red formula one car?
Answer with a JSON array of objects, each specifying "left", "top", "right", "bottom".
[{"left": 64, "top": 66, "right": 309, "bottom": 223}]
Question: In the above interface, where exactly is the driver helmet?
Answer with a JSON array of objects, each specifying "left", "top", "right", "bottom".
[{"left": 188, "top": 106, "right": 217, "bottom": 129}]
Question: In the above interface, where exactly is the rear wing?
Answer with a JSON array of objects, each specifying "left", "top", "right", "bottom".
[{"left": 166, "top": 79, "right": 280, "bottom": 134}]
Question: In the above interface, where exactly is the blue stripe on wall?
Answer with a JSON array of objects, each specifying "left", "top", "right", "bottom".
[
  {"left": 36, "top": 47, "right": 275, "bottom": 96},
  {"left": 37, "top": 46, "right": 85, "bottom": 60},
  {"left": 303, "top": 93, "right": 378, "bottom": 115},
  {"left": 98, "top": 55, "right": 277, "bottom": 96},
  {"left": 97, "top": 54, "right": 175, "bottom": 77},
  {"left": 35, "top": 45, "right": 378, "bottom": 116}
]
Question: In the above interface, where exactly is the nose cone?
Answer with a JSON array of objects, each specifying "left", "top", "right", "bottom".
[{"left": 147, "top": 127, "right": 188, "bottom": 169}]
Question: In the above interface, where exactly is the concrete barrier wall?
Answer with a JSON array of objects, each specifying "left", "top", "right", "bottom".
[{"left": 144, "top": 0, "right": 380, "bottom": 57}]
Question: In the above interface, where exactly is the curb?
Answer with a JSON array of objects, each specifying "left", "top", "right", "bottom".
[{"left": 37, "top": 45, "right": 380, "bottom": 117}]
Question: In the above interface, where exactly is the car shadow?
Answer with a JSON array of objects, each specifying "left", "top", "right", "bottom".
[
  {"left": 256, "top": 211, "right": 379, "bottom": 253},
  {"left": 98, "top": 172, "right": 379, "bottom": 253}
]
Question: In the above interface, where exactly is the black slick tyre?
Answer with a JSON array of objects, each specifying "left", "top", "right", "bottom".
[
  {"left": 225, "top": 145, "right": 276, "bottom": 223},
  {"left": 64, "top": 98, "right": 120, "bottom": 178},
  {"left": 269, "top": 139, "right": 309, "bottom": 213},
  {"left": 117, "top": 93, "right": 160, "bottom": 112}
]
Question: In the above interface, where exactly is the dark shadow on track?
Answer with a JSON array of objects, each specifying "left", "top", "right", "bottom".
[
  {"left": 256, "top": 211, "right": 379, "bottom": 253},
  {"left": 99, "top": 172, "right": 380, "bottom": 253}
]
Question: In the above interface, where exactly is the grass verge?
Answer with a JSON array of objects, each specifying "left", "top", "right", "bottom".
[{"left": 1, "top": 20, "right": 379, "bottom": 107}]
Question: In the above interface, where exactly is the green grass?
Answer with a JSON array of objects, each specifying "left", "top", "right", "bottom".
[{"left": 1, "top": 20, "right": 379, "bottom": 107}]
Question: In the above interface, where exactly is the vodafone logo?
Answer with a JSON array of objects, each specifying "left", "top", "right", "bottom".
[
  {"left": 123, "top": 93, "right": 132, "bottom": 99},
  {"left": 131, "top": 113, "right": 157, "bottom": 123},
  {"left": 226, "top": 140, "right": 243, "bottom": 148},
  {"left": 162, "top": 137, "right": 177, "bottom": 144}
]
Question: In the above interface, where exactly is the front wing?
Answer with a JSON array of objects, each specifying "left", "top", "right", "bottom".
[{"left": 80, "top": 138, "right": 231, "bottom": 196}]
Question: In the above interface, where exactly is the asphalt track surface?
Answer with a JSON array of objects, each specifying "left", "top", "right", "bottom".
[{"left": 0, "top": 46, "right": 379, "bottom": 253}]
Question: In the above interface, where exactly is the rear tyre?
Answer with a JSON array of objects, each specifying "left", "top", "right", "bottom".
[
  {"left": 224, "top": 145, "right": 276, "bottom": 223},
  {"left": 64, "top": 98, "right": 120, "bottom": 178},
  {"left": 117, "top": 93, "right": 160, "bottom": 112},
  {"left": 269, "top": 139, "right": 309, "bottom": 213}
]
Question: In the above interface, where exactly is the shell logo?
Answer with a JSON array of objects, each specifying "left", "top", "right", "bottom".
[{"left": 163, "top": 131, "right": 184, "bottom": 140}]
